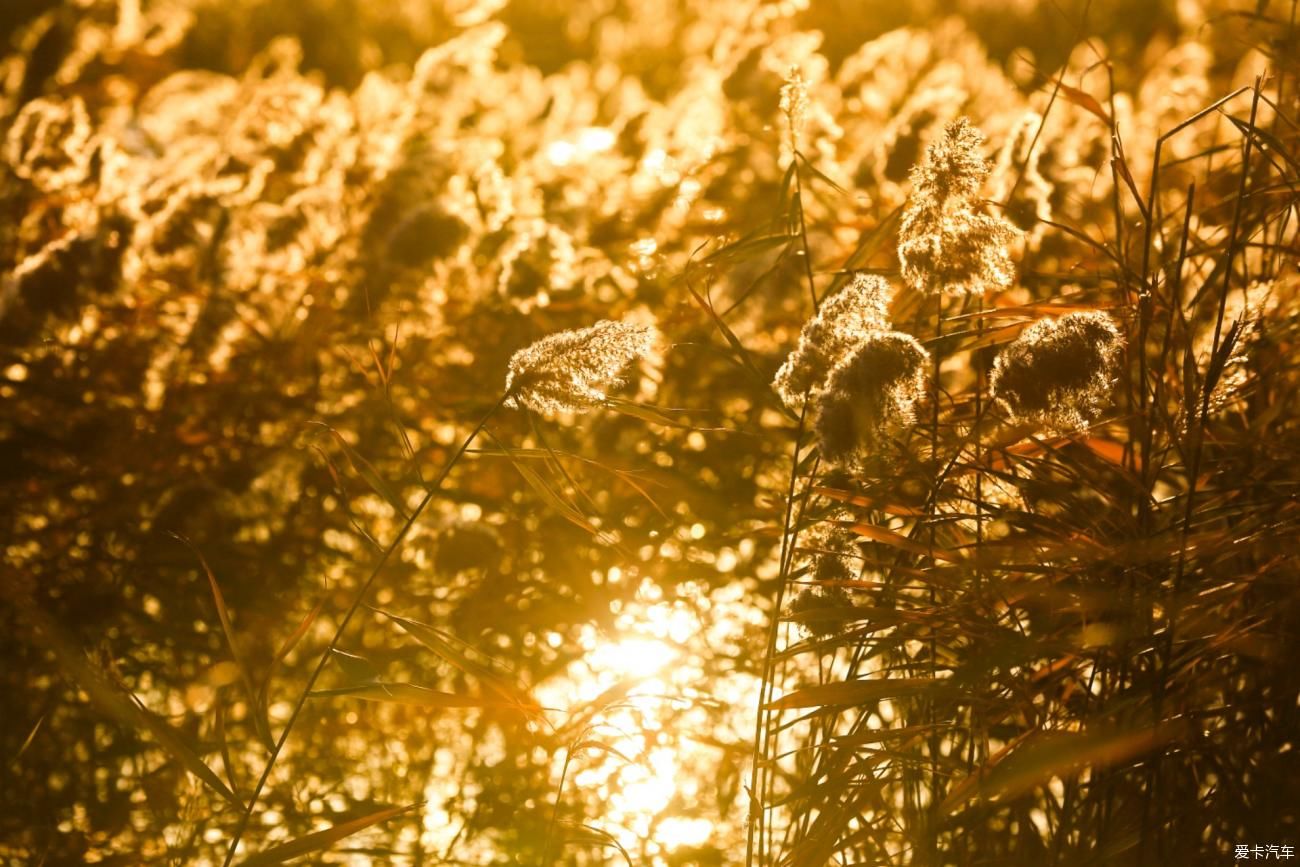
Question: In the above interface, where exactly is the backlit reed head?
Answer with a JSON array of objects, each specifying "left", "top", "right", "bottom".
[
  {"left": 990, "top": 310, "right": 1124, "bottom": 431},
  {"left": 898, "top": 117, "right": 1019, "bottom": 296},
  {"left": 813, "top": 331, "right": 930, "bottom": 466},
  {"left": 505, "top": 319, "right": 656, "bottom": 414},
  {"left": 773, "top": 272, "right": 894, "bottom": 409}
]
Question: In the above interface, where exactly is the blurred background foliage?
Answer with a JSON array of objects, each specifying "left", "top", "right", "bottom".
[{"left": 0, "top": 0, "right": 1297, "bottom": 864}]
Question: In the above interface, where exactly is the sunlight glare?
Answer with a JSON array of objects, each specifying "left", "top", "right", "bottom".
[
  {"left": 589, "top": 635, "right": 678, "bottom": 680},
  {"left": 530, "top": 577, "right": 761, "bottom": 864}
]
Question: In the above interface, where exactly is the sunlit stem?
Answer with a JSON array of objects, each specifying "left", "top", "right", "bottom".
[
  {"left": 1141, "top": 76, "right": 1262, "bottom": 863},
  {"left": 743, "top": 401, "right": 809, "bottom": 867},
  {"left": 220, "top": 391, "right": 511, "bottom": 867},
  {"left": 794, "top": 155, "right": 819, "bottom": 310},
  {"left": 539, "top": 738, "right": 579, "bottom": 867},
  {"left": 926, "top": 290, "right": 943, "bottom": 860},
  {"left": 746, "top": 150, "right": 822, "bottom": 867}
]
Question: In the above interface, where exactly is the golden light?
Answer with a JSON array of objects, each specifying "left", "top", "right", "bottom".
[
  {"left": 545, "top": 126, "right": 617, "bottom": 166},
  {"left": 527, "top": 576, "right": 762, "bottom": 863}
]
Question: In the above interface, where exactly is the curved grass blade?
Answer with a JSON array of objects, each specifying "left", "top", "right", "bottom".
[
  {"left": 374, "top": 609, "right": 542, "bottom": 715},
  {"left": 237, "top": 802, "right": 420, "bottom": 866},
  {"left": 554, "top": 678, "right": 643, "bottom": 740},
  {"left": 11, "top": 713, "right": 45, "bottom": 768},
  {"left": 572, "top": 739, "right": 634, "bottom": 765},
  {"left": 257, "top": 598, "right": 325, "bottom": 735},
  {"left": 940, "top": 725, "right": 1179, "bottom": 815},
  {"left": 312, "top": 422, "right": 410, "bottom": 521},
  {"left": 309, "top": 681, "right": 527, "bottom": 710},
  {"left": 844, "top": 520, "right": 959, "bottom": 563},
  {"left": 27, "top": 600, "right": 243, "bottom": 810},
  {"left": 507, "top": 453, "right": 604, "bottom": 538},
  {"left": 172, "top": 534, "right": 274, "bottom": 751},
  {"left": 766, "top": 677, "right": 939, "bottom": 710},
  {"left": 328, "top": 647, "right": 383, "bottom": 683},
  {"left": 560, "top": 821, "right": 635, "bottom": 867}
]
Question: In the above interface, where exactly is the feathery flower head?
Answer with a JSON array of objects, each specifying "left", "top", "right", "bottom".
[
  {"left": 773, "top": 272, "right": 894, "bottom": 408},
  {"left": 990, "top": 310, "right": 1124, "bottom": 431},
  {"left": 908, "top": 116, "right": 991, "bottom": 207},
  {"left": 1200, "top": 281, "right": 1273, "bottom": 416},
  {"left": 504, "top": 319, "right": 656, "bottom": 414},
  {"left": 813, "top": 331, "right": 930, "bottom": 466},
  {"left": 898, "top": 117, "right": 1020, "bottom": 296},
  {"left": 898, "top": 208, "right": 1018, "bottom": 297},
  {"left": 802, "top": 522, "right": 860, "bottom": 583},
  {"left": 786, "top": 584, "right": 858, "bottom": 639},
  {"left": 779, "top": 66, "right": 810, "bottom": 153}
]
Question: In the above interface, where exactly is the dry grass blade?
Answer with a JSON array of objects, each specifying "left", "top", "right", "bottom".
[
  {"left": 572, "top": 739, "right": 634, "bottom": 764},
  {"left": 829, "top": 722, "right": 952, "bottom": 749},
  {"left": 680, "top": 272, "right": 773, "bottom": 393},
  {"left": 812, "top": 485, "right": 926, "bottom": 516},
  {"left": 236, "top": 803, "right": 421, "bottom": 866},
  {"left": 1058, "top": 81, "right": 1112, "bottom": 125},
  {"left": 940, "top": 725, "right": 1181, "bottom": 815},
  {"left": 601, "top": 397, "right": 700, "bottom": 430},
  {"left": 172, "top": 534, "right": 273, "bottom": 750},
  {"left": 257, "top": 598, "right": 325, "bottom": 726},
  {"left": 311, "top": 422, "right": 411, "bottom": 520},
  {"left": 559, "top": 821, "right": 635, "bottom": 867},
  {"left": 375, "top": 609, "right": 542, "bottom": 715},
  {"left": 10, "top": 713, "right": 45, "bottom": 768},
  {"left": 553, "top": 678, "right": 644, "bottom": 739},
  {"left": 766, "top": 677, "right": 941, "bottom": 710},
  {"left": 512, "top": 458, "right": 603, "bottom": 535},
  {"left": 843, "top": 520, "right": 959, "bottom": 563},
  {"left": 308, "top": 682, "right": 529, "bottom": 710},
  {"left": 470, "top": 445, "right": 672, "bottom": 519},
  {"left": 26, "top": 601, "right": 244, "bottom": 809},
  {"left": 697, "top": 230, "right": 794, "bottom": 268}
]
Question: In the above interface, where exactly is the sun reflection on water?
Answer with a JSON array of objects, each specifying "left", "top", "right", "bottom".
[{"left": 530, "top": 575, "right": 763, "bottom": 864}]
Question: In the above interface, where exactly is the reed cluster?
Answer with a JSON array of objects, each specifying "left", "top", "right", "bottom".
[{"left": 1, "top": 1, "right": 1297, "bottom": 865}]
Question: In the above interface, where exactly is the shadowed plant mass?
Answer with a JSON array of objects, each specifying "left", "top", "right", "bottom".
[{"left": 2, "top": 1, "right": 1299, "bottom": 866}]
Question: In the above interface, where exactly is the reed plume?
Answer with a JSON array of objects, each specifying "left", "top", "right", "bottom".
[
  {"left": 773, "top": 272, "right": 894, "bottom": 408},
  {"left": 990, "top": 310, "right": 1124, "bottom": 431},
  {"left": 812, "top": 331, "right": 929, "bottom": 466},
  {"left": 504, "top": 319, "right": 657, "bottom": 413},
  {"left": 898, "top": 117, "right": 1019, "bottom": 296}
]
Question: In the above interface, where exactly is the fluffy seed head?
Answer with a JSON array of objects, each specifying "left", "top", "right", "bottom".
[
  {"left": 898, "top": 117, "right": 1020, "bottom": 296},
  {"left": 803, "top": 522, "right": 860, "bottom": 583},
  {"left": 786, "top": 584, "right": 858, "bottom": 639},
  {"left": 773, "top": 272, "right": 894, "bottom": 408},
  {"left": 908, "top": 116, "right": 991, "bottom": 206},
  {"left": 505, "top": 319, "right": 656, "bottom": 414},
  {"left": 990, "top": 311, "right": 1124, "bottom": 431},
  {"left": 813, "top": 331, "right": 930, "bottom": 466},
  {"left": 898, "top": 208, "right": 1018, "bottom": 297}
]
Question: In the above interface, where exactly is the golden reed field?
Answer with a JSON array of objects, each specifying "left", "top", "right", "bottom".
[{"left": 1, "top": 0, "right": 1298, "bottom": 864}]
